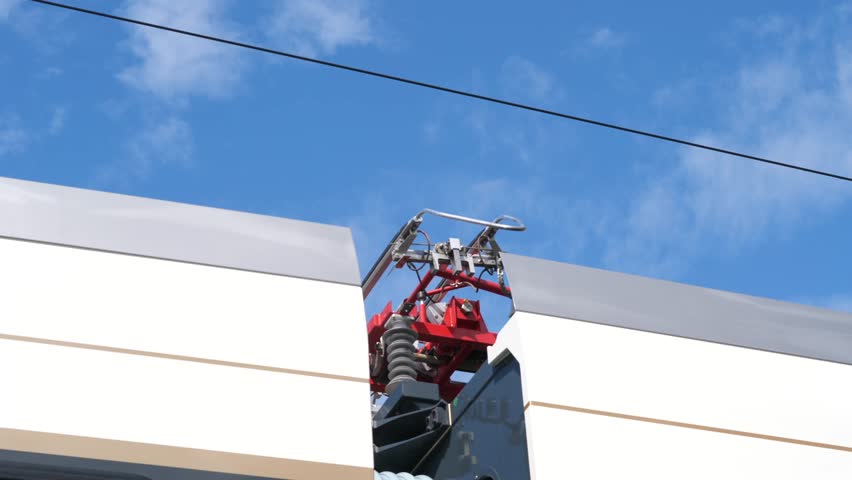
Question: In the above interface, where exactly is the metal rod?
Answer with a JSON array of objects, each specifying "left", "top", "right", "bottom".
[
  {"left": 415, "top": 209, "right": 525, "bottom": 231},
  {"left": 361, "top": 217, "right": 422, "bottom": 299},
  {"left": 424, "top": 283, "right": 468, "bottom": 297},
  {"left": 403, "top": 269, "right": 437, "bottom": 306},
  {"left": 433, "top": 269, "right": 510, "bottom": 297},
  {"left": 413, "top": 353, "right": 444, "bottom": 366},
  {"left": 427, "top": 214, "right": 515, "bottom": 304},
  {"left": 362, "top": 209, "right": 524, "bottom": 300}
]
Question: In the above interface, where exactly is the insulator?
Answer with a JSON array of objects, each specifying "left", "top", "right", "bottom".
[
  {"left": 374, "top": 471, "right": 432, "bottom": 480},
  {"left": 382, "top": 314, "right": 417, "bottom": 391},
  {"left": 425, "top": 301, "right": 447, "bottom": 324}
]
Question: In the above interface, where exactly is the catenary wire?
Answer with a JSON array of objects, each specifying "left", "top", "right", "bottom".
[{"left": 29, "top": 0, "right": 852, "bottom": 183}]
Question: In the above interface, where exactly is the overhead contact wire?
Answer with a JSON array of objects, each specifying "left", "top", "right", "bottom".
[{"left": 30, "top": 0, "right": 852, "bottom": 183}]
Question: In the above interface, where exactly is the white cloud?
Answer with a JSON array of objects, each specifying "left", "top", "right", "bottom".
[
  {"left": 606, "top": 36, "right": 852, "bottom": 274},
  {"left": 97, "top": 116, "right": 193, "bottom": 183},
  {"left": 0, "top": 115, "right": 28, "bottom": 157},
  {"left": 0, "top": 0, "right": 23, "bottom": 21},
  {"left": 266, "top": 0, "right": 374, "bottom": 57},
  {"left": 117, "top": 0, "right": 243, "bottom": 100},
  {"left": 818, "top": 295, "right": 852, "bottom": 313},
  {"left": 839, "top": 45, "right": 852, "bottom": 106},
  {"left": 826, "top": 296, "right": 852, "bottom": 313},
  {"left": 457, "top": 90, "right": 575, "bottom": 170},
  {"left": 569, "top": 27, "right": 628, "bottom": 56},
  {"left": 128, "top": 116, "right": 193, "bottom": 177},
  {"left": 38, "top": 66, "right": 64, "bottom": 78},
  {"left": 48, "top": 106, "right": 67, "bottom": 135},
  {"left": 500, "top": 56, "right": 561, "bottom": 102},
  {"left": 736, "top": 60, "right": 802, "bottom": 111},
  {"left": 422, "top": 120, "right": 440, "bottom": 144},
  {"left": 652, "top": 77, "right": 705, "bottom": 109},
  {"left": 734, "top": 14, "right": 791, "bottom": 39},
  {"left": 587, "top": 27, "right": 626, "bottom": 49},
  {"left": 795, "top": 294, "right": 852, "bottom": 313},
  {"left": 3, "top": 2, "right": 77, "bottom": 54}
]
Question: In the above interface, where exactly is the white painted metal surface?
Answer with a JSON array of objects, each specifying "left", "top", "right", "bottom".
[
  {"left": 1, "top": 338, "right": 372, "bottom": 469},
  {"left": 501, "top": 253, "right": 852, "bottom": 365},
  {"left": 0, "top": 178, "right": 374, "bottom": 479},
  {"left": 525, "top": 405, "right": 852, "bottom": 479},
  {"left": 0, "top": 176, "right": 360, "bottom": 285},
  {"left": 0, "top": 237, "right": 367, "bottom": 379},
  {"left": 494, "top": 253, "right": 852, "bottom": 479},
  {"left": 491, "top": 311, "right": 852, "bottom": 479}
]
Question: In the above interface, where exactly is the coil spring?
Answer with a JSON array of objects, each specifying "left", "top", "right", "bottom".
[
  {"left": 374, "top": 471, "right": 432, "bottom": 480},
  {"left": 382, "top": 314, "right": 418, "bottom": 389}
]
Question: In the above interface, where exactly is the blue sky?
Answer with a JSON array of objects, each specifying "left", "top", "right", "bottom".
[{"left": 1, "top": 0, "right": 851, "bottom": 327}]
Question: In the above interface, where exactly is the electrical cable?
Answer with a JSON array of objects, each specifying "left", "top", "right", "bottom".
[
  {"left": 409, "top": 264, "right": 441, "bottom": 305},
  {"left": 29, "top": 0, "right": 852, "bottom": 183},
  {"left": 477, "top": 266, "right": 491, "bottom": 284},
  {"left": 406, "top": 230, "right": 432, "bottom": 273}
]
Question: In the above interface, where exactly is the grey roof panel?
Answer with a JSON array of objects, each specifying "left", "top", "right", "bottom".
[
  {"left": 502, "top": 253, "right": 852, "bottom": 365},
  {"left": 0, "top": 176, "right": 360, "bottom": 285}
]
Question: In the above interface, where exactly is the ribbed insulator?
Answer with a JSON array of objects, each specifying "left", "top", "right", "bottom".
[
  {"left": 382, "top": 314, "right": 417, "bottom": 389},
  {"left": 374, "top": 471, "right": 432, "bottom": 480}
]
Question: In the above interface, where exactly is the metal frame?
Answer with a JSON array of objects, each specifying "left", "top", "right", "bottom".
[
  {"left": 0, "top": 176, "right": 360, "bottom": 285},
  {"left": 363, "top": 210, "right": 525, "bottom": 401},
  {"left": 361, "top": 210, "right": 524, "bottom": 298},
  {"left": 503, "top": 252, "right": 852, "bottom": 366},
  {"left": 412, "top": 352, "right": 531, "bottom": 480}
]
